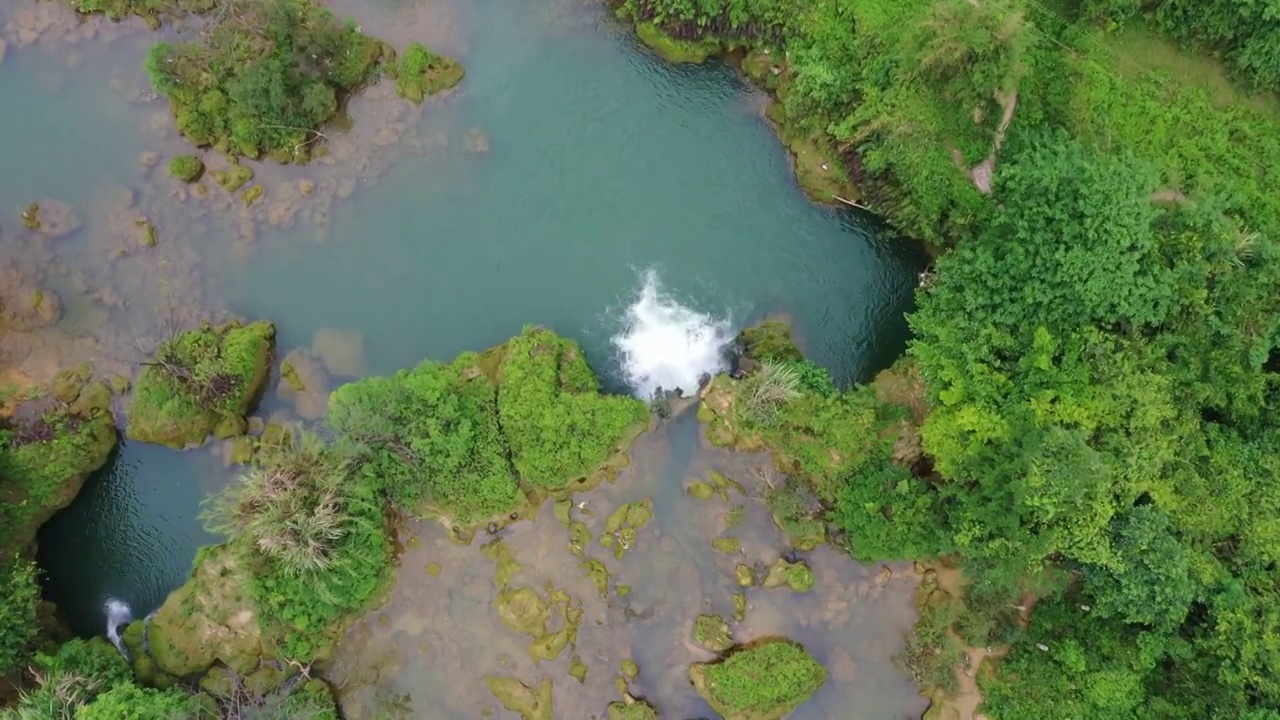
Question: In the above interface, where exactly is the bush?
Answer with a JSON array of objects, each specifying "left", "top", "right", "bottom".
[
  {"left": 145, "top": 0, "right": 386, "bottom": 160},
  {"left": 328, "top": 356, "right": 523, "bottom": 523},
  {"left": 167, "top": 154, "right": 204, "bottom": 182},
  {"left": 75, "top": 682, "right": 202, "bottom": 720},
  {"left": 392, "top": 43, "right": 464, "bottom": 103},
  {"left": 203, "top": 433, "right": 359, "bottom": 575},
  {"left": 497, "top": 327, "right": 648, "bottom": 490},
  {"left": 126, "top": 320, "right": 274, "bottom": 447},
  {"left": 6, "top": 638, "right": 131, "bottom": 718},
  {"left": 203, "top": 433, "right": 390, "bottom": 662},
  {"left": 0, "top": 558, "right": 39, "bottom": 678},
  {"left": 689, "top": 639, "right": 827, "bottom": 719}
]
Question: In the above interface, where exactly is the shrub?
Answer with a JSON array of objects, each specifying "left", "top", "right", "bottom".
[
  {"left": 145, "top": 0, "right": 386, "bottom": 160},
  {"left": 203, "top": 433, "right": 358, "bottom": 575},
  {"left": 6, "top": 638, "right": 131, "bottom": 718},
  {"left": 126, "top": 320, "right": 274, "bottom": 447},
  {"left": 497, "top": 327, "right": 648, "bottom": 490},
  {"left": 167, "top": 154, "right": 204, "bottom": 182},
  {"left": 392, "top": 43, "right": 464, "bottom": 103},
  {"left": 689, "top": 639, "right": 827, "bottom": 719},
  {"left": 0, "top": 558, "right": 40, "bottom": 678},
  {"left": 204, "top": 433, "right": 390, "bottom": 662},
  {"left": 327, "top": 355, "right": 523, "bottom": 523},
  {"left": 75, "top": 682, "right": 202, "bottom": 720}
]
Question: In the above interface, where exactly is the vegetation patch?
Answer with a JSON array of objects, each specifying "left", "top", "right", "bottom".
[
  {"left": 390, "top": 43, "right": 465, "bottom": 103},
  {"left": 328, "top": 352, "right": 523, "bottom": 525},
  {"left": 689, "top": 638, "right": 827, "bottom": 720},
  {"left": 600, "top": 499, "right": 653, "bottom": 559},
  {"left": 202, "top": 433, "right": 392, "bottom": 664},
  {"left": 498, "top": 326, "right": 648, "bottom": 491},
  {"left": 126, "top": 320, "right": 274, "bottom": 448},
  {"left": 167, "top": 154, "right": 204, "bottom": 182},
  {"left": 694, "top": 613, "right": 734, "bottom": 652},
  {"left": 145, "top": 0, "right": 389, "bottom": 161}
]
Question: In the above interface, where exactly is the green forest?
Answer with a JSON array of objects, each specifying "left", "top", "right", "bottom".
[
  {"left": 3, "top": 0, "right": 1280, "bottom": 717},
  {"left": 625, "top": 0, "right": 1280, "bottom": 716}
]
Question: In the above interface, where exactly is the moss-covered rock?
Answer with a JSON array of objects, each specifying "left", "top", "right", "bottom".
[
  {"left": 486, "top": 676, "right": 553, "bottom": 720},
  {"left": 762, "top": 558, "right": 815, "bottom": 593},
  {"left": 212, "top": 163, "right": 254, "bottom": 193},
  {"left": 607, "top": 696, "right": 659, "bottom": 720},
  {"left": 126, "top": 320, "right": 275, "bottom": 448},
  {"left": 146, "top": 545, "right": 267, "bottom": 679},
  {"left": 689, "top": 638, "right": 827, "bottom": 720},
  {"left": 711, "top": 536, "right": 740, "bottom": 554},
  {"left": 695, "top": 613, "right": 734, "bottom": 652},
  {"left": 600, "top": 499, "right": 653, "bottom": 559},
  {"left": 391, "top": 43, "right": 465, "bottom": 103},
  {"left": 168, "top": 154, "right": 204, "bottom": 182},
  {"left": 634, "top": 21, "right": 721, "bottom": 64},
  {"left": 0, "top": 385, "right": 117, "bottom": 549},
  {"left": 738, "top": 320, "right": 803, "bottom": 364}
]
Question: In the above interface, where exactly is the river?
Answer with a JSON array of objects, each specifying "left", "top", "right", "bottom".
[{"left": 1, "top": 0, "right": 925, "bottom": 715}]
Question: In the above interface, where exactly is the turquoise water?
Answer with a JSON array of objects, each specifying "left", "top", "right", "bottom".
[
  {"left": 35, "top": 442, "right": 232, "bottom": 636},
  {"left": 1, "top": 0, "right": 925, "bottom": 707}
]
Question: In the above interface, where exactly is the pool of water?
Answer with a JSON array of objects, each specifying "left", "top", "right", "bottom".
[{"left": 0, "top": 0, "right": 926, "bottom": 713}]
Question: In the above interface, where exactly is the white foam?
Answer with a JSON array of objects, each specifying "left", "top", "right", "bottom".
[
  {"left": 104, "top": 597, "right": 132, "bottom": 653},
  {"left": 611, "top": 269, "right": 733, "bottom": 400}
]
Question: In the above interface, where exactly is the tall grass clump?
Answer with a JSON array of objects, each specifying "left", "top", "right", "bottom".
[{"left": 740, "top": 361, "right": 801, "bottom": 424}]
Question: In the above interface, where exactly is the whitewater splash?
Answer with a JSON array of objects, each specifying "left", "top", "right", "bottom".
[
  {"left": 612, "top": 270, "right": 734, "bottom": 399},
  {"left": 104, "top": 598, "right": 132, "bottom": 654}
]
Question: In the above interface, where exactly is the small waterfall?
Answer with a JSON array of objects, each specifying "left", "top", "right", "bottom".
[
  {"left": 611, "top": 269, "right": 734, "bottom": 400},
  {"left": 104, "top": 598, "right": 132, "bottom": 655}
]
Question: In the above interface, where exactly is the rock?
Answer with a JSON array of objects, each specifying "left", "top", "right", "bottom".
[
  {"left": 312, "top": 327, "right": 366, "bottom": 377},
  {"left": 621, "top": 658, "right": 639, "bottom": 681},
  {"left": 276, "top": 349, "right": 330, "bottom": 420},
  {"left": 694, "top": 614, "right": 734, "bottom": 653},
  {"left": 763, "top": 558, "right": 815, "bottom": 593},
  {"left": 465, "top": 128, "right": 490, "bottom": 154},
  {"left": 27, "top": 199, "right": 82, "bottom": 238},
  {"left": 875, "top": 564, "right": 893, "bottom": 586},
  {"left": 735, "top": 563, "right": 756, "bottom": 587},
  {"left": 0, "top": 283, "right": 61, "bottom": 331},
  {"left": 686, "top": 481, "right": 715, "bottom": 499},
  {"left": 485, "top": 676, "right": 552, "bottom": 720}
]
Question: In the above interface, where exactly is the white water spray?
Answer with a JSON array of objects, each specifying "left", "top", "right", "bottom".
[
  {"left": 611, "top": 270, "right": 734, "bottom": 399},
  {"left": 104, "top": 598, "right": 132, "bottom": 654}
]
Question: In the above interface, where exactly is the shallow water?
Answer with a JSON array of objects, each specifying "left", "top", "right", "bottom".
[
  {"left": 329, "top": 408, "right": 929, "bottom": 719},
  {"left": 1, "top": 0, "right": 926, "bottom": 711}
]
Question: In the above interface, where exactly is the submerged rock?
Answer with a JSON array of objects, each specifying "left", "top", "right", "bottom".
[
  {"left": 689, "top": 638, "right": 827, "bottom": 720},
  {"left": 607, "top": 697, "right": 659, "bottom": 720},
  {"left": 485, "top": 676, "right": 552, "bottom": 720},
  {"left": 601, "top": 499, "right": 653, "bottom": 560},
  {"left": 763, "top": 558, "right": 815, "bottom": 593}
]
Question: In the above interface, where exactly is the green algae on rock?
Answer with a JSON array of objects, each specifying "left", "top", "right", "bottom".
[
  {"left": 0, "top": 379, "right": 117, "bottom": 549},
  {"left": 486, "top": 676, "right": 553, "bottom": 720},
  {"left": 634, "top": 20, "right": 722, "bottom": 64},
  {"left": 695, "top": 613, "right": 734, "bottom": 652},
  {"left": 145, "top": 0, "right": 389, "bottom": 161},
  {"left": 711, "top": 535, "right": 740, "bottom": 554},
  {"left": 689, "top": 638, "right": 827, "bottom": 720},
  {"left": 600, "top": 498, "right": 653, "bottom": 559},
  {"left": 569, "top": 654, "right": 589, "bottom": 683},
  {"left": 607, "top": 696, "right": 659, "bottom": 720},
  {"left": 168, "top": 154, "right": 204, "bottom": 182},
  {"left": 735, "top": 563, "right": 756, "bottom": 587},
  {"left": 212, "top": 163, "right": 254, "bottom": 193},
  {"left": 390, "top": 43, "right": 465, "bottom": 103},
  {"left": 126, "top": 320, "right": 275, "bottom": 448},
  {"left": 762, "top": 558, "right": 815, "bottom": 593}
]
